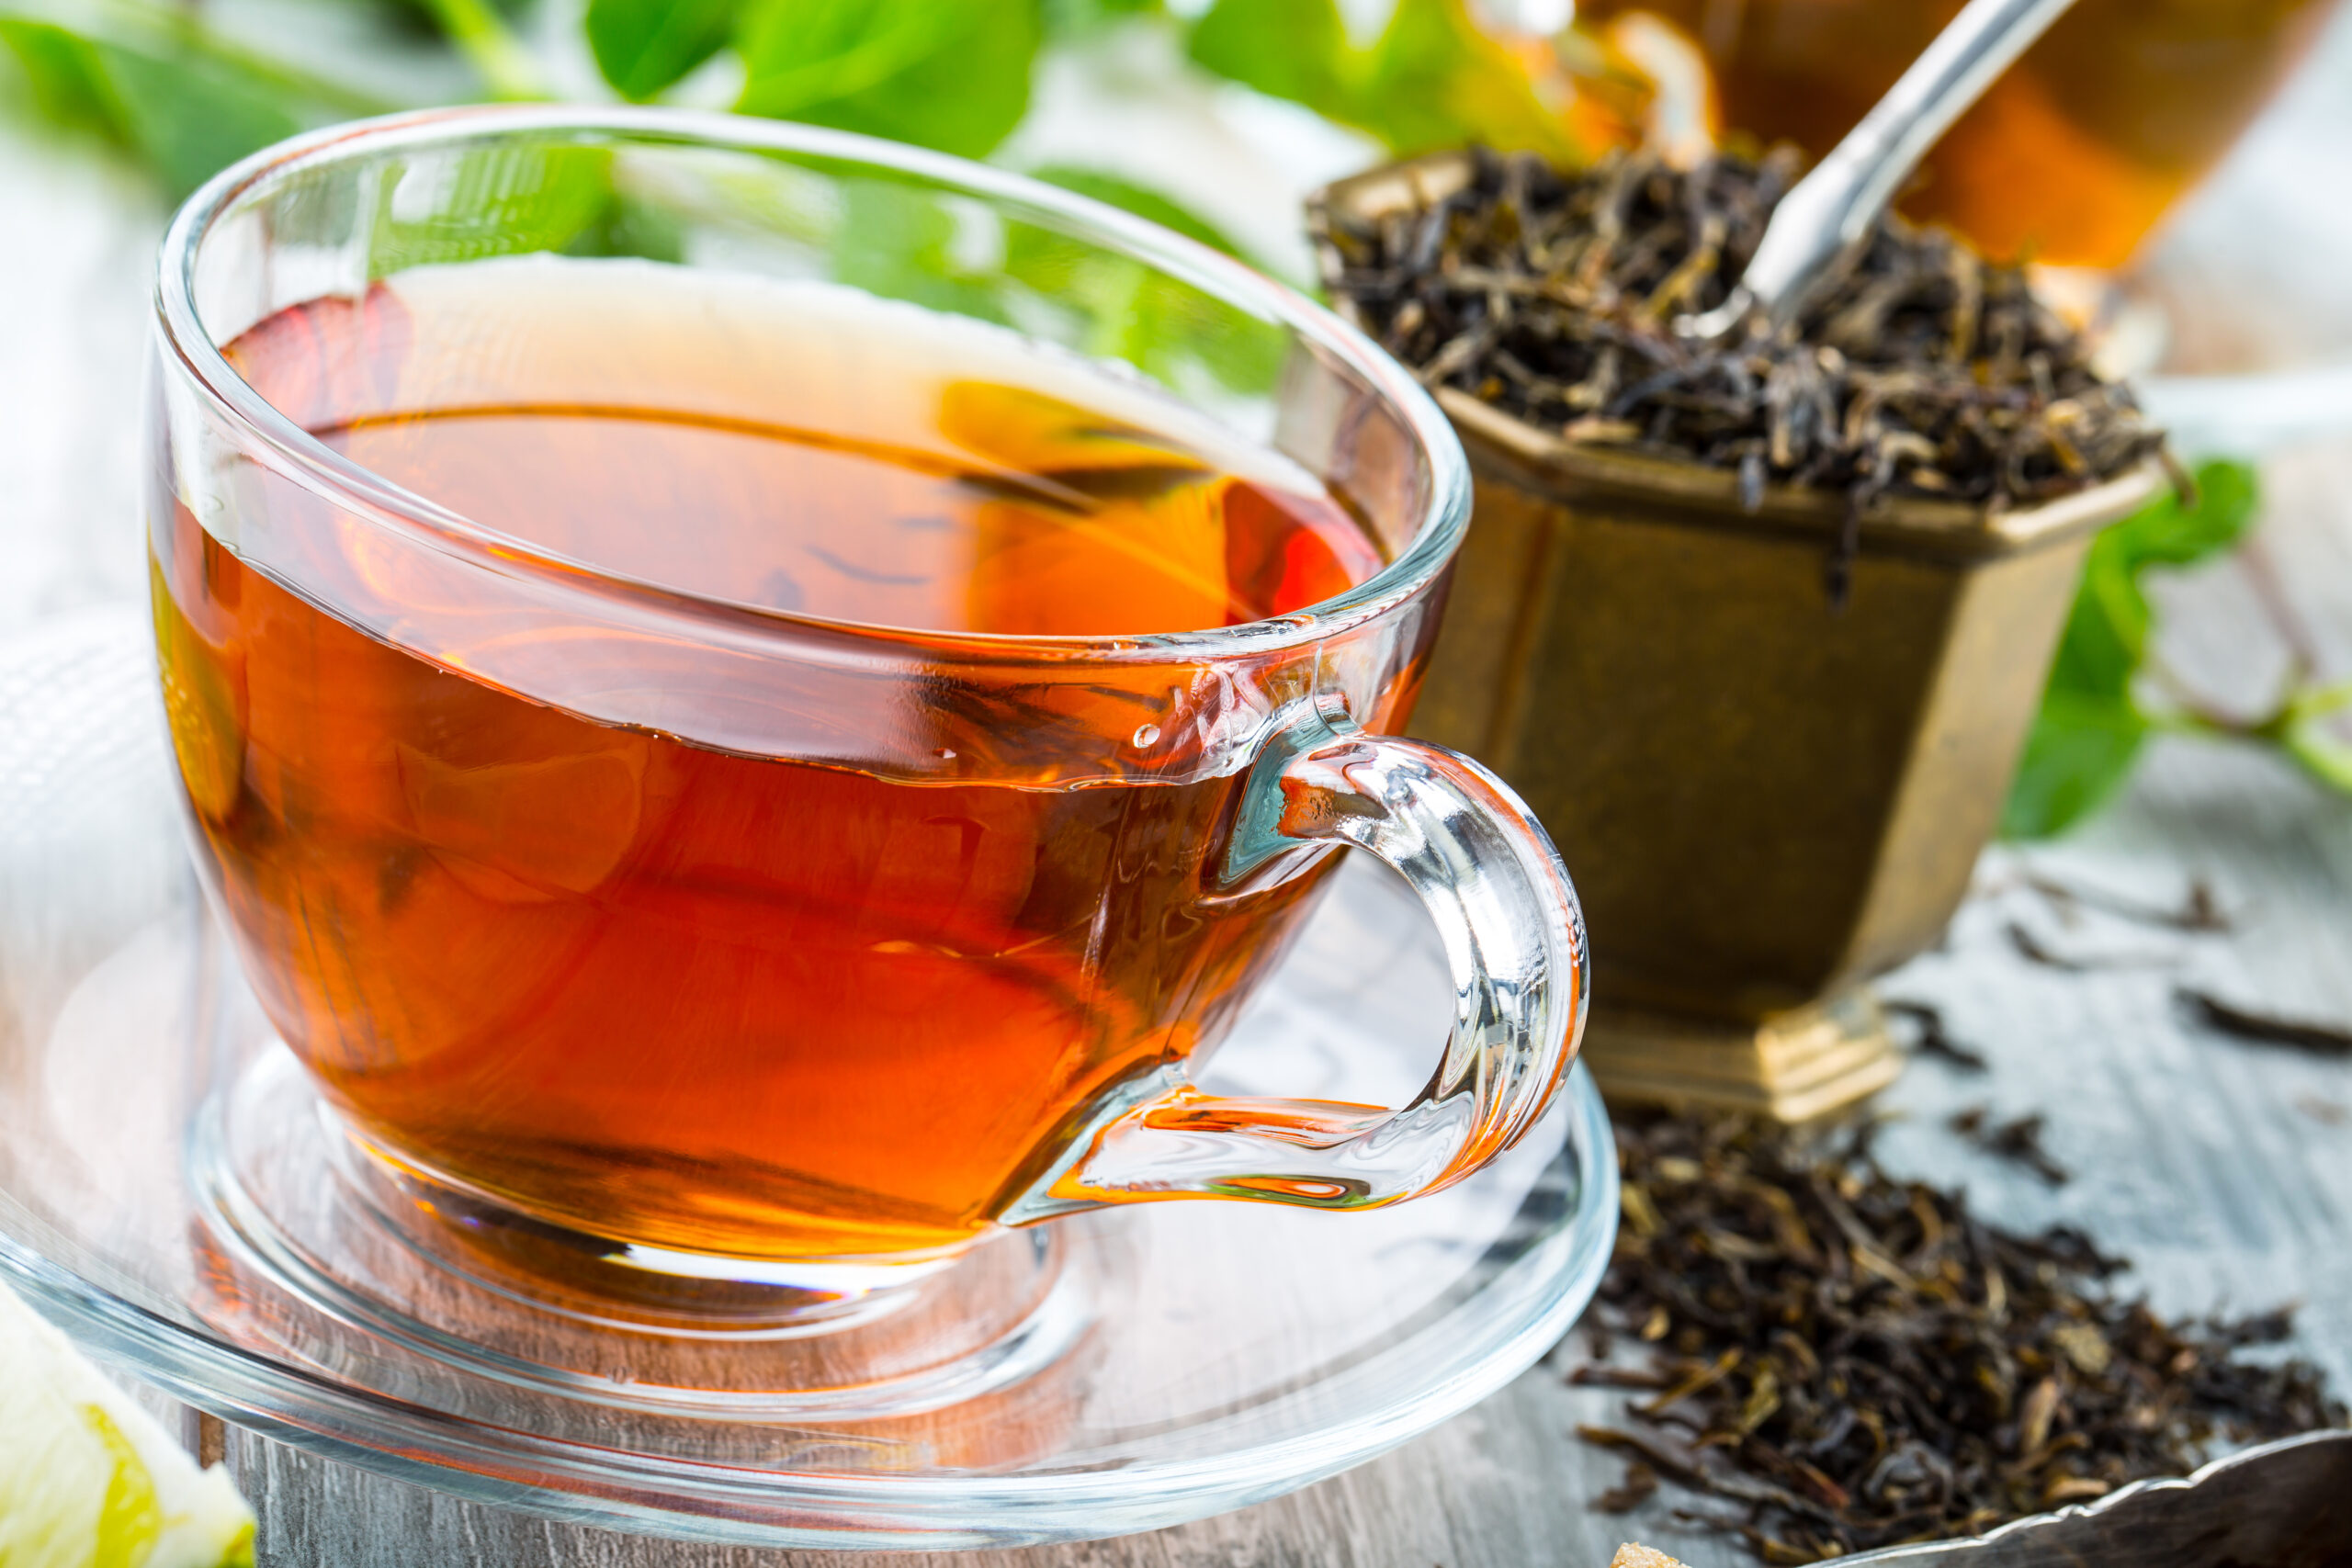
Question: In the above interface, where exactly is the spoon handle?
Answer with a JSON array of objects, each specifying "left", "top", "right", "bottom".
[{"left": 1724, "top": 0, "right": 2080, "bottom": 329}]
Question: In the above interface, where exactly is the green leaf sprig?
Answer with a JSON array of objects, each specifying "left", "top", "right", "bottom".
[
  {"left": 2004, "top": 459, "right": 2352, "bottom": 838},
  {"left": 0, "top": 0, "right": 390, "bottom": 198},
  {"left": 1, "top": 0, "right": 1582, "bottom": 234},
  {"left": 1188, "top": 0, "right": 1576, "bottom": 162},
  {"left": 733, "top": 0, "right": 1040, "bottom": 162},
  {"left": 584, "top": 0, "right": 739, "bottom": 102}
]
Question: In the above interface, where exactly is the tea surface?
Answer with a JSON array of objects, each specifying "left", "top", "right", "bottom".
[
  {"left": 236, "top": 257, "right": 1379, "bottom": 637},
  {"left": 154, "top": 258, "right": 1387, "bottom": 1260}
]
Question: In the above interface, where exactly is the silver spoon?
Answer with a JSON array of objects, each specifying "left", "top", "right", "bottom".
[{"left": 1679, "top": 0, "right": 2083, "bottom": 342}]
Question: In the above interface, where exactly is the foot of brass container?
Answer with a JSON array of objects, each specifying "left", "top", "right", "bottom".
[{"left": 1577, "top": 989, "right": 1902, "bottom": 1123}]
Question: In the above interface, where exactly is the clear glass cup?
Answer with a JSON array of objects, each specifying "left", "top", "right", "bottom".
[{"left": 147, "top": 107, "right": 1590, "bottom": 1325}]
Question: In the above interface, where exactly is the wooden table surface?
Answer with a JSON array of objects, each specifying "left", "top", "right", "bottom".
[{"left": 5, "top": 65, "right": 2350, "bottom": 1568}]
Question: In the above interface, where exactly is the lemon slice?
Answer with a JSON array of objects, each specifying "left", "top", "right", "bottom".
[{"left": 0, "top": 1278, "right": 255, "bottom": 1568}]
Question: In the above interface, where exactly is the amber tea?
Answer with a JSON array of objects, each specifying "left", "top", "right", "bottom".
[
  {"left": 153, "top": 257, "right": 1387, "bottom": 1262},
  {"left": 1580, "top": 0, "right": 2341, "bottom": 266}
]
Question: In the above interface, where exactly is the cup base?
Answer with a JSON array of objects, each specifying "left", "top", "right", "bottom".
[
  {"left": 188, "top": 1043, "right": 1098, "bottom": 1418},
  {"left": 330, "top": 1125, "right": 980, "bottom": 1338}
]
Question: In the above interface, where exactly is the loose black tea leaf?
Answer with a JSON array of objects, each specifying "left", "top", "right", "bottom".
[
  {"left": 2177, "top": 988, "right": 2352, "bottom": 1058},
  {"left": 1594, "top": 1460, "right": 1662, "bottom": 1514},
  {"left": 1576, "top": 1111, "right": 2343, "bottom": 1562},
  {"left": 2004, "top": 920, "right": 2174, "bottom": 973},
  {"left": 1882, "top": 999, "right": 1989, "bottom": 1073},
  {"left": 1311, "top": 149, "right": 2166, "bottom": 602},
  {"left": 1949, "top": 1105, "right": 2070, "bottom": 1187},
  {"left": 2021, "top": 871, "right": 2233, "bottom": 933}
]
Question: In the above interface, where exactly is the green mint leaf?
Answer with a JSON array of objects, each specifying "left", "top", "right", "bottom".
[
  {"left": 2004, "top": 459, "right": 2263, "bottom": 839},
  {"left": 1361, "top": 0, "right": 1576, "bottom": 159},
  {"left": 1044, "top": 0, "right": 1163, "bottom": 36},
  {"left": 2001, "top": 688, "right": 2150, "bottom": 840},
  {"left": 735, "top": 0, "right": 1041, "bottom": 160},
  {"left": 823, "top": 163, "right": 1282, "bottom": 389},
  {"left": 1003, "top": 217, "right": 1284, "bottom": 394},
  {"left": 1017, "top": 168, "right": 1293, "bottom": 383},
  {"left": 368, "top": 143, "right": 618, "bottom": 274},
  {"left": 91, "top": 42, "right": 304, "bottom": 199},
  {"left": 586, "top": 0, "right": 740, "bottom": 100},
  {"left": 1186, "top": 0, "right": 1352, "bottom": 120},
  {"left": 834, "top": 177, "right": 1016, "bottom": 323},
  {"left": 1185, "top": 0, "right": 1575, "bottom": 160},
  {"left": 2043, "top": 530, "right": 2150, "bottom": 703},
  {"left": 0, "top": 18, "right": 121, "bottom": 140},
  {"left": 2108, "top": 458, "right": 2257, "bottom": 571},
  {"left": 1027, "top": 165, "right": 1250, "bottom": 260},
  {"left": 562, "top": 189, "right": 688, "bottom": 263},
  {"left": 0, "top": 19, "right": 303, "bottom": 199}
]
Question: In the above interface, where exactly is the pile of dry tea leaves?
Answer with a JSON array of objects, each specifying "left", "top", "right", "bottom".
[
  {"left": 1573, "top": 1111, "right": 2343, "bottom": 1563},
  {"left": 1312, "top": 148, "right": 2168, "bottom": 598}
]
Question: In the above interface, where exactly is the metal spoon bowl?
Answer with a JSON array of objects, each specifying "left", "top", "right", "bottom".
[{"left": 1679, "top": 0, "right": 2081, "bottom": 342}]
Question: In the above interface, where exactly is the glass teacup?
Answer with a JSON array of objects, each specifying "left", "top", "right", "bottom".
[{"left": 149, "top": 107, "right": 1589, "bottom": 1316}]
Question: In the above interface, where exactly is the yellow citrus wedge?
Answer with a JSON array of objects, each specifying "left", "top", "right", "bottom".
[{"left": 0, "top": 1278, "right": 255, "bottom": 1568}]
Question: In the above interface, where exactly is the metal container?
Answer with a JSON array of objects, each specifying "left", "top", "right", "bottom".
[
  {"left": 1840, "top": 1429, "right": 2352, "bottom": 1567},
  {"left": 1317, "top": 155, "right": 2166, "bottom": 1120}
]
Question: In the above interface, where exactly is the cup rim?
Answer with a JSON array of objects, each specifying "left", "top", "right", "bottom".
[{"left": 153, "top": 104, "right": 1472, "bottom": 664}]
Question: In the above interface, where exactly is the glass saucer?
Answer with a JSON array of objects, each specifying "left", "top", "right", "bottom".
[{"left": 0, "top": 607, "right": 1616, "bottom": 1550}]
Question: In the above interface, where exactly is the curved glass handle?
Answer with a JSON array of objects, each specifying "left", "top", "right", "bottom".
[{"left": 1032, "top": 696, "right": 1589, "bottom": 1215}]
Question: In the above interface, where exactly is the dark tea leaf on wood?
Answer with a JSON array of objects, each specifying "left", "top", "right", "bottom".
[
  {"left": 2020, "top": 870, "right": 2233, "bottom": 933},
  {"left": 2177, "top": 989, "right": 2352, "bottom": 1058},
  {"left": 1882, "top": 999, "right": 1988, "bottom": 1073},
  {"left": 1948, "top": 1105, "right": 2069, "bottom": 1186},
  {"left": 1574, "top": 1111, "right": 2344, "bottom": 1562}
]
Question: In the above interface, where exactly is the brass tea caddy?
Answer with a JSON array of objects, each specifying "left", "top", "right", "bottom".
[{"left": 1316, "top": 153, "right": 2163, "bottom": 1121}]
